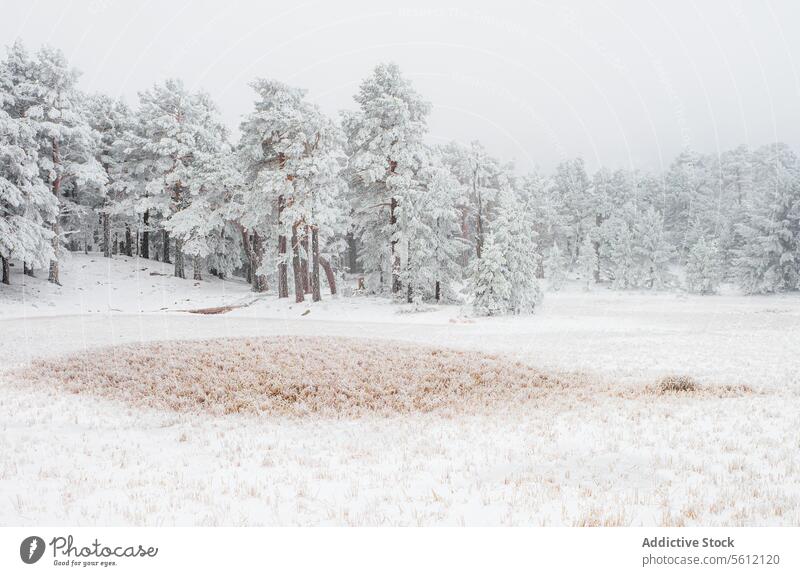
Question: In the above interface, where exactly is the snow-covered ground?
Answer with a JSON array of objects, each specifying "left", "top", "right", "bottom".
[{"left": 1, "top": 253, "right": 799, "bottom": 525}]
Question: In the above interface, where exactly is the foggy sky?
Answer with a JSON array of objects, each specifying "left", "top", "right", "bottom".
[{"left": 2, "top": 0, "right": 799, "bottom": 174}]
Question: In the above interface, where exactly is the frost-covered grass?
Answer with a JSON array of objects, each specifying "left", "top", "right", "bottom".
[
  {"left": 1, "top": 253, "right": 799, "bottom": 526},
  {"left": 19, "top": 337, "right": 565, "bottom": 417}
]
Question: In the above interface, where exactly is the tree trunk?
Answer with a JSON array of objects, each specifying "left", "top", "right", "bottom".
[
  {"left": 390, "top": 196, "right": 401, "bottom": 293},
  {"left": 125, "top": 224, "right": 132, "bottom": 256},
  {"left": 291, "top": 223, "right": 304, "bottom": 303},
  {"left": 163, "top": 229, "right": 171, "bottom": 264},
  {"left": 1, "top": 256, "right": 9, "bottom": 285},
  {"left": 346, "top": 231, "right": 358, "bottom": 273},
  {"left": 473, "top": 167, "right": 484, "bottom": 260},
  {"left": 593, "top": 213, "right": 603, "bottom": 283},
  {"left": 193, "top": 255, "right": 202, "bottom": 280},
  {"left": 536, "top": 257, "right": 545, "bottom": 279},
  {"left": 102, "top": 212, "right": 111, "bottom": 258},
  {"left": 141, "top": 210, "right": 150, "bottom": 259},
  {"left": 311, "top": 227, "right": 321, "bottom": 302},
  {"left": 301, "top": 225, "right": 311, "bottom": 294},
  {"left": 251, "top": 231, "right": 268, "bottom": 292},
  {"left": 277, "top": 196, "right": 289, "bottom": 298},
  {"left": 319, "top": 256, "right": 336, "bottom": 296},
  {"left": 240, "top": 228, "right": 254, "bottom": 287},
  {"left": 435, "top": 280, "right": 441, "bottom": 302},
  {"left": 174, "top": 239, "right": 185, "bottom": 279},
  {"left": 48, "top": 229, "right": 60, "bottom": 284},
  {"left": 48, "top": 140, "right": 62, "bottom": 285},
  {"left": 406, "top": 246, "right": 412, "bottom": 303}
]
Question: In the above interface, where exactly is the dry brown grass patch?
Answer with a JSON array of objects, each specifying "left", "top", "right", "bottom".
[
  {"left": 18, "top": 337, "right": 568, "bottom": 418},
  {"left": 658, "top": 375, "right": 700, "bottom": 393}
]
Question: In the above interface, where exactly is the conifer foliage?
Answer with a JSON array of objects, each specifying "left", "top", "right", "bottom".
[{"left": 2, "top": 40, "right": 800, "bottom": 307}]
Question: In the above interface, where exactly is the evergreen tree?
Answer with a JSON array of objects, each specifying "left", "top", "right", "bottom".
[
  {"left": 400, "top": 149, "right": 465, "bottom": 304},
  {"left": 732, "top": 143, "right": 800, "bottom": 294},
  {"left": 342, "top": 63, "right": 430, "bottom": 294},
  {"left": 470, "top": 232, "right": 510, "bottom": 316},
  {"left": 685, "top": 237, "right": 723, "bottom": 294},
  {"left": 634, "top": 206, "right": 674, "bottom": 289},
  {"left": 552, "top": 157, "right": 591, "bottom": 264},
  {"left": 0, "top": 46, "right": 57, "bottom": 283},
  {"left": 577, "top": 233, "right": 598, "bottom": 290},
  {"left": 491, "top": 184, "right": 542, "bottom": 313},
  {"left": 121, "top": 79, "right": 228, "bottom": 278},
  {"left": 239, "top": 79, "right": 347, "bottom": 300},
  {"left": 441, "top": 140, "right": 506, "bottom": 261},
  {"left": 546, "top": 241, "right": 567, "bottom": 291},
  {"left": 600, "top": 213, "right": 637, "bottom": 289},
  {"left": 83, "top": 94, "right": 133, "bottom": 258},
  {"left": 17, "top": 44, "right": 105, "bottom": 284}
]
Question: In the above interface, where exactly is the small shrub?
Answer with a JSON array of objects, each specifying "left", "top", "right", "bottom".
[{"left": 657, "top": 375, "right": 699, "bottom": 393}]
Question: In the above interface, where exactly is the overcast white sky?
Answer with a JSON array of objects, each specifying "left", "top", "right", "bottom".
[{"left": 2, "top": 0, "right": 799, "bottom": 173}]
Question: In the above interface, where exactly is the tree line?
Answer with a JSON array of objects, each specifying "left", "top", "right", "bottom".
[{"left": 2, "top": 41, "right": 799, "bottom": 316}]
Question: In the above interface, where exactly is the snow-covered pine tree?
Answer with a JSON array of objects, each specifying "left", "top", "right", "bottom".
[
  {"left": 16, "top": 43, "right": 106, "bottom": 284},
  {"left": 239, "top": 79, "right": 346, "bottom": 301},
  {"left": 164, "top": 149, "right": 243, "bottom": 281},
  {"left": 552, "top": 157, "right": 591, "bottom": 264},
  {"left": 520, "top": 170, "right": 558, "bottom": 279},
  {"left": 83, "top": 94, "right": 133, "bottom": 258},
  {"left": 588, "top": 168, "right": 623, "bottom": 281},
  {"left": 491, "top": 184, "right": 542, "bottom": 313},
  {"left": 0, "top": 46, "right": 57, "bottom": 284},
  {"left": 685, "top": 236, "right": 723, "bottom": 294},
  {"left": 577, "top": 233, "right": 598, "bottom": 290},
  {"left": 716, "top": 146, "right": 753, "bottom": 269},
  {"left": 400, "top": 147, "right": 465, "bottom": 304},
  {"left": 440, "top": 140, "right": 506, "bottom": 262},
  {"left": 663, "top": 150, "right": 721, "bottom": 260},
  {"left": 633, "top": 206, "right": 674, "bottom": 289},
  {"left": 545, "top": 241, "right": 567, "bottom": 291},
  {"left": 342, "top": 63, "right": 431, "bottom": 295},
  {"left": 600, "top": 213, "right": 637, "bottom": 289},
  {"left": 122, "top": 79, "right": 227, "bottom": 278},
  {"left": 470, "top": 231, "right": 510, "bottom": 316},
  {"left": 732, "top": 143, "right": 800, "bottom": 294}
]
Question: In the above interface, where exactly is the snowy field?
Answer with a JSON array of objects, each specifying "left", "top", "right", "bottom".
[{"left": 1, "top": 253, "right": 799, "bottom": 526}]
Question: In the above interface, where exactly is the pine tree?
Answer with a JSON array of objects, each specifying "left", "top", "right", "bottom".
[
  {"left": 0, "top": 46, "right": 57, "bottom": 283},
  {"left": 732, "top": 143, "right": 800, "bottom": 294},
  {"left": 400, "top": 148, "right": 465, "bottom": 304},
  {"left": 685, "top": 237, "right": 723, "bottom": 294},
  {"left": 546, "top": 241, "right": 567, "bottom": 291},
  {"left": 83, "top": 94, "right": 133, "bottom": 258},
  {"left": 239, "top": 79, "right": 346, "bottom": 300},
  {"left": 600, "top": 214, "right": 637, "bottom": 289},
  {"left": 18, "top": 44, "right": 106, "bottom": 284},
  {"left": 634, "top": 206, "right": 674, "bottom": 289},
  {"left": 520, "top": 171, "right": 558, "bottom": 279},
  {"left": 441, "top": 140, "right": 507, "bottom": 261},
  {"left": 577, "top": 233, "right": 598, "bottom": 290},
  {"left": 164, "top": 150, "right": 244, "bottom": 280},
  {"left": 470, "top": 232, "right": 510, "bottom": 316},
  {"left": 121, "top": 79, "right": 228, "bottom": 278},
  {"left": 342, "top": 63, "right": 431, "bottom": 295},
  {"left": 492, "top": 184, "right": 542, "bottom": 313},
  {"left": 553, "top": 158, "right": 591, "bottom": 264}
]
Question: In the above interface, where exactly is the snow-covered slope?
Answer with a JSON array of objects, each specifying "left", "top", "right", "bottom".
[
  {"left": 1, "top": 253, "right": 799, "bottom": 526},
  {"left": 0, "top": 252, "right": 253, "bottom": 318}
]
